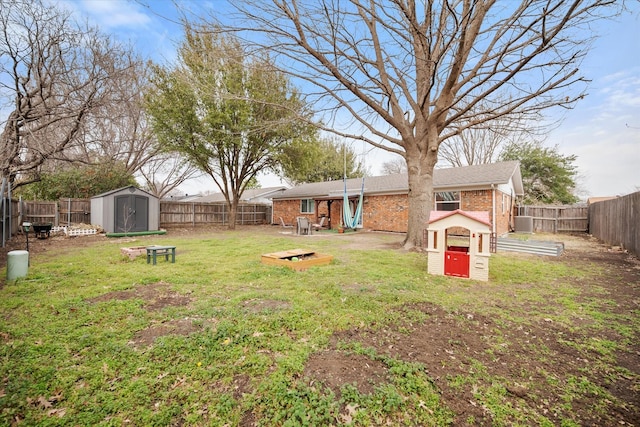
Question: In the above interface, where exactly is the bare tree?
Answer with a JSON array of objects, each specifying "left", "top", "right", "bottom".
[
  {"left": 219, "top": 0, "right": 620, "bottom": 247},
  {"left": 438, "top": 99, "right": 548, "bottom": 167},
  {"left": 0, "top": 0, "right": 138, "bottom": 190},
  {"left": 138, "top": 154, "right": 201, "bottom": 199},
  {"left": 381, "top": 157, "right": 407, "bottom": 175},
  {"left": 438, "top": 126, "right": 504, "bottom": 167},
  {"left": 73, "top": 60, "right": 201, "bottom": 197}
]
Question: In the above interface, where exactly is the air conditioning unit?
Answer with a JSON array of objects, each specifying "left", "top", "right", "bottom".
[{"left": 514, "top": 216, "right": 534, "bottom": 233}]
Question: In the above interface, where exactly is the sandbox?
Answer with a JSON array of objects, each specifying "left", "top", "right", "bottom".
[{"left": 261, "top": 248, "right": 333, "bottom": 271}]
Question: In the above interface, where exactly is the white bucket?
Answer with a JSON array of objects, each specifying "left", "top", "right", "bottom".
[{"left": 6, "top": 250, "right": 29, "bottom": 281}]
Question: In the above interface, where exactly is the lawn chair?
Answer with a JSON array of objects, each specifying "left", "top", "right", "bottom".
[
  {"left": 297, "top": 217, "right": 312, "bottom": 235},
  {"left": 279, "top": 217, "right": 294, "bottom": 229},
  {"left": 312, "top": 216, "right": 326, "bottom": 231}
]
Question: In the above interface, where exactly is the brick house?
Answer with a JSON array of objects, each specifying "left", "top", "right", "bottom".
[{"left": 271, "top": 161, "right": 524, "bottom": 236}]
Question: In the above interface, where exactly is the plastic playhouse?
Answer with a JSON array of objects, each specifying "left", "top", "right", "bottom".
[{"left": 426, "top": 209, "right": 492, "bottom": 281}]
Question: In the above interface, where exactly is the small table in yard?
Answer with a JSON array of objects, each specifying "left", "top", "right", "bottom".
[{"left": 146, "top": 245, "right": 176, "bottom": 265}]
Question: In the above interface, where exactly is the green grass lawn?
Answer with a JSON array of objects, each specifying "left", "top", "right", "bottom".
[{"left": 0, "top": 227, "right": 637, "bottom": 426}]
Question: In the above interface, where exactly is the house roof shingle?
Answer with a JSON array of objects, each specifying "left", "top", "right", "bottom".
[
  {"left": 190, "top": 186, "right": 287, "bottom": 203},
  {"left": 272, "top": 161, "right": 523, "bottom": 200}
]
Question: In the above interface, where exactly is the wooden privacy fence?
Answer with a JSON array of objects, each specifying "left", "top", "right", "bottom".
[
  {"left": 0, "top": 198, "right": 20, "bottom": 248},
  {"left": 2, "top": 198, "right": 272, "bottom": 246},
  {"left": 23, "top": 198, "right": 91, "bottom": 226},
  {"left": 22, "top": 199, "right": 272, "bottom": 227},
  {"left": 589, "top": 191, "right": 639, "bottom": 258},
  {"left": 516, "top": 205, "right": 588, "bottom": 233},
  {"left": 1, "top": 178, "right": 21, "bottom": 247},
  {"left": 160, "top": 201, "right": 271, "bottom": 227}
]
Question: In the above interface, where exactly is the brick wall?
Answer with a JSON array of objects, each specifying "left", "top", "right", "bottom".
[
  {"left": 462, "top": 189, "right": 513, "bottom": 235},
  {"left": 363, "top": 194, "right": 409, "bottom": 232},
  {"left": 273, "top": 188, "right": 514, "bottom": 234},
  {"left": 273, "top": 199, "right": 331, "bottom": 228},
  {"left": 462, "top": 190, "right": 492, "bottom": 212},
  {"left": 274, "top": 200, "right": 307, "bottom": 226}
]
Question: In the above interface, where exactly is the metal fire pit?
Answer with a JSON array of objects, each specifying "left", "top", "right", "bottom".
[{"left": 32, "top": 222, "right": 53, "bottom": 239}]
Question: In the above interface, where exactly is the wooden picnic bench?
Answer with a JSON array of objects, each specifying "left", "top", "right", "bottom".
[{"left": 146, "top": 245, "right": 176, "bottom": 265}]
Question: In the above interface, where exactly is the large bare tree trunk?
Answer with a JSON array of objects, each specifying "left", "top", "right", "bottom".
[{"left": 404, "top": 137, "right": 439, "bottom": 248}]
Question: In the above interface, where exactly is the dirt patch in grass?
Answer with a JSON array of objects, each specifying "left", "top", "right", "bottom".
[
  {"left": 304, "top": 234, "right": 640, "bottom": 426},
  {"left": 87, "top": 281, "right": 192, "bottom": 311},
  {"left": 307, "top": 300, "right": 638, "bottom": 425},
  {"left": 87, "top": 282, "right": 202, "bottom": 348},
  {"left": 303, "top": 350, "right": 389, "bottom": 398},
  {"left": 556, "top": 234, "right": 640, "bottom": 313},
  {"left": 129, "top": 317, "right": 211, "bottom": 348}
]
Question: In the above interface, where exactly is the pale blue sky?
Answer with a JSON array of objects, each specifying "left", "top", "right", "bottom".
[{"left": 64, "top": 0, "right": 640, "bottom": 198}]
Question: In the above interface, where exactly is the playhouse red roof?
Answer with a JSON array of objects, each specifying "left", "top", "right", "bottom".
[{"left": 428, "top": 209, "right": 491, "bottom": 226}]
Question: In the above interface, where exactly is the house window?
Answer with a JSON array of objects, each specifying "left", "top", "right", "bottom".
[
  {"left": 435, "top": 192, "right": 460, "bottom": 211},
  {"left": 300, "top": 199, "right": 315, "bottom": 213}
]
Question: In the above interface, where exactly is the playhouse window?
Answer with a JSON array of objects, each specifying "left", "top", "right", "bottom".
[
  {"left": 445, "top": 227, "right": 470, "bottom": 252},
  {"left": 300, "top": 199, "right": 315, "bottom": 213},
  {"left": 435, "top": 192, "right": 460, "bottom": 211}
]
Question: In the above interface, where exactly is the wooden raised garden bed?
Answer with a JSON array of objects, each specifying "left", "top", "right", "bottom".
[{"left": 261, "top": 248, "right": 333, "bottom": 271}]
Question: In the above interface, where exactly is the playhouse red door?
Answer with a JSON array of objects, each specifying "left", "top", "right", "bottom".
[{"left": 445, "top": 250, "right": 470, "bottom": 278}]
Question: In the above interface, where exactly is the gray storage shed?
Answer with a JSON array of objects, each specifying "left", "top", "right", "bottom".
[{"left": 91, "top": 186, "right": 159, "bottom": 233}]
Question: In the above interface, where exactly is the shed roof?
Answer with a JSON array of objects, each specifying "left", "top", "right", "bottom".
[
  {"left": 272, "top": 161, "right": 523, "bottom": 200},
  {"left": 91, "top": 185, "right": 158, "bottom": 200}
]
